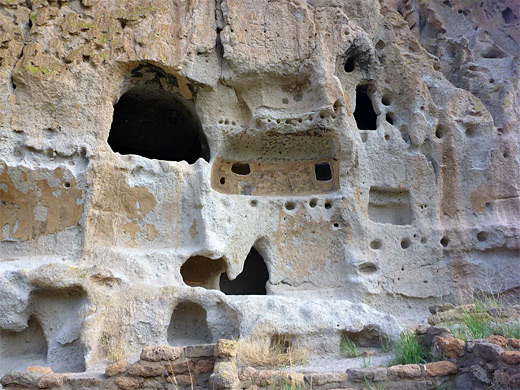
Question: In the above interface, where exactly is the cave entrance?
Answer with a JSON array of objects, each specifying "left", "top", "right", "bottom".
[
  {"left": 167, "top": 301, "right": 212, "bottom": 346},
  {"left": 180, "top": 256, "right": 226, "bottom": 290},
  {"left": 220, "top": 247, "right": 269, "bottom": 295},
  {"left": 108, "top": 67, "right": 209, "bottom": 163},
  {"left": 354, "top": 84, "right": 377, "bottom": 130}
]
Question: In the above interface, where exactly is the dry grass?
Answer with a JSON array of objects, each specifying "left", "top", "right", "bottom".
[{"left": 237, "top": 338, "right": 309, "bottom": 368}]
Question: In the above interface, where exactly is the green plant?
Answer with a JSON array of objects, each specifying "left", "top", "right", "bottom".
[
  {"left": 391, "top": 331, "right": 429, "bottom": 365},
  {"left": 461, "top": 311, "right": 492, "bottom": 339},
  {"left": 362, "top": 355, "right": 371, "bottom": 368},
  {"left": 493, "top": 322, "right": 520, "bottom": 339},
  {"left": 363, "top": 375, "right": 384, "bottom": 390},
  {"left": 340, "top": 333, "right": 361, "bottom": 358}
]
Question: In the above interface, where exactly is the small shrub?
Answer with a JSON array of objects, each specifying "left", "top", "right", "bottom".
[
  {"left": 340, "top": 333, "right": 361, "bottom": 358},
  {"left": 461, "top": 311, "right": 492, "bottom": 339},
  {"left": 273, "top": 378, "right": 304, "bottom": 390},
  {"left": 391, "top": 331, "right": 429, "bottom": 365},
  {"left": 237, "top": 338, "right": 308, "bottom": 368}
]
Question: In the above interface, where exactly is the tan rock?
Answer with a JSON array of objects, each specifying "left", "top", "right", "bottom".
[
  {"left": 387, "top": 364, "right": 421, "bottom": 379},
  {"left": 106, "top": 360, "right": 128, "bottom": 377},
  {"left": 501, "top": 351, "right": 520, "bottom": 365},
  {"left": 424, "top": 361, "right": 458, "bottom": 376},
  {"left": 164, "top": 359, "right": 195, "bottom": 375},
  {"left": 114, "top": 376, "right": 142, "bottom": 390},
  {"left": 196, "top": 359, "right": 215, "bottom": 374},
  {"left": 37, "top": 374, "right": 64, "bottom": 388},
  {"left": 428, "top": 304, "right": 477, "bottom": 325},
  {"left": 140, "top": 345, "right": 182, "bottom": 362},
  {"left": 26, "top": 367, "right": 53, "bottom": 375},
  {"left": 127, "top": 361, "right": 164, "bottom": 377},
  {"left": 508, "top": 338, "right": 520, "bottom": 349},
  {"left": 175, "top": 374, "right": 194, "bottom": 386},
  {"left": 434, "top": 336, "right": 465, "bottom": 358},
  {"left": 486, "top": 335, "right": 507, "bottom": 348},
  {"left": 215, "top": 339, "right": 238, "bottom": 359}
]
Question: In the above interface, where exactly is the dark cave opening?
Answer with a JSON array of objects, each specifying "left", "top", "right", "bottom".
[
  {"left": 353, "top": 85, "right": 377, "bottom": 130},
  {"left": 220, "top": 247, "right": 269, "bottom": 295},
  {"left": 108, "top": 72, "right": 209, "bottom": 163}
]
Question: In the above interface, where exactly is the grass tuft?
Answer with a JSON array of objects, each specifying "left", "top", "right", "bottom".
[
  {"left": 391, "top": 330, "right": 429, "bottom": 365},
  {"left": 237, "top": 338, "right": 309, "bottom": 368},
  {"left": 340, "top": 333, "right": 361, "bottom": 358}
]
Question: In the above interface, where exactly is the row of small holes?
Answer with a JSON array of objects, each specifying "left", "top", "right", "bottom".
[
  {"left": 285, "top": 199, "right": 334, "bottom": 210},
  {"left": 370, "top": 236, "right": 427, "bottom": 250}
]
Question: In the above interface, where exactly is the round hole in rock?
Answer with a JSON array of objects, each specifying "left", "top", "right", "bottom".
[
  {"left": 309, "top": 198, "right": 318, "bottom": 208},
  {"left": 420, "top": 237, "right": 427, "bottom": 244},
  {"left": 435, "top": 125, "right": 446, "bottom": 139},
  {"left": 315, "top": 162, "right": 332, "bottom": 181},
  {"left": 333, "top": 223, "right": 339, "bottom": 228},
  {"left": 344, "top": 57, "right": 356, "bottom": 72},
  {"left": 220, "top": 248, "right": 269, "bottom": 295},
  {"left": 354, "top": 84, "right": 377, "bottom": 130},
  {"left": 285, "top": 201, "right": 296, "bottom": 211},
  {"left": 250, "top": 200, "right": 258, "bottom": 207},
  {"left": 375, "top": 40, "right": 386, "bottom": 50},
  {"left": 324, "top": 201, "right": 333, "bottom": 209},
  {"left": 64, "top": 182, "right": 71, "bottom": 189},
  {"left": 167, "top": 301, "right": 213, "bottom": 346},
  {"left": 108, "top": 65, "right": 209, "bottom": 164},
  {"left": 477, "top": 231, "right": 488, "bottom": 242},
  {"left": 440, "top": 237, "right": 449, "bottom": 247},
  {"left": 370, "top": 239, "right": 382, "bottom": 250},
  {"left": 384, "top": 134, "right": 390, "bottom": 141},
  {"left": 401, "top": 238, "right": 411, "bottom": 249},
  {"left": 381, "top": 94, "right": 391, "bottom": 106},
  {"left": 220, "top": 177, "right": 226, "bottom": 185},
  {"left": 231, "top": 162, "right": 251, "bottom": 175}
]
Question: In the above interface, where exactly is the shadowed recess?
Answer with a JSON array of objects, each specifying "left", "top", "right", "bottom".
[
  {"left": 354, "top": 85, "right": 377, "bottom": 130},
  {"left": 167, "top": 301, "right": 212, "bottom": 346},
  {"left": 220, "top": 247, "right": 269, "bottom": 295},
  {"left": 108, "top": 70, "right": 209, "bottom": 163}
]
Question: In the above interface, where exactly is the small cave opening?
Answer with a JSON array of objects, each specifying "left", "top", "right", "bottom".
[
  {"left": 0, "top": 317, "right": 48, "bottom": 372},
  {"left": 31, "top": 287, "right": 88, "bottom": 373},
  {"left": 180, "top": 256, "right": 226, "bottom": 290},
  {"left": 231, "top": 162, "right": 251, "bottom": 175},
  {"left": 354, "top": 85, "right": 377, "bottom": 130},
  {"left": 108, "top": 67, "right": 209, "bottom": 163},
  {"left": 344, "top": 56, "right": 356, "bottom": 72},
  {"left": 167, "top": 301, "right": 212, "bottom": 346},
  {"left": 341, "top": 327, "right": 385, "bottom": 348},
  {"left": 220, "top": 247, "right": 269, "bottom": 295},
  {"left": 315, "top": 162, "right": 332, "bottom": 181},
  {"left": 502, "top": 7, "right": 517, "bottom": 24}
]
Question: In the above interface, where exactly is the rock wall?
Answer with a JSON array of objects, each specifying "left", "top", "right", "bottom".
[{"left": 0, "top": 0, "right": 519, "bottom": 374}]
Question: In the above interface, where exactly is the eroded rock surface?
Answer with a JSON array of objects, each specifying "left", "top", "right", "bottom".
[{"left": 0, "top": 0, "right": 518, "bottom": 374}]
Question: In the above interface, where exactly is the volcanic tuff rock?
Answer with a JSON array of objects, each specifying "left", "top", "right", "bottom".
[{"left": 0, "top": 0, "right": 518, "bottom": 375}]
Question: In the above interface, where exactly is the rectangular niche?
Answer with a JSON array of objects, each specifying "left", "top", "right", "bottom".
[
  {"left": 368, "top": 187, "right": 413, "bottom": 225},
  {"left": 211, "top": 129, "right": 340, "bottom": 196}
]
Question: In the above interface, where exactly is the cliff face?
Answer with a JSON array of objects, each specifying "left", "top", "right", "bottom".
[{"left": 0, "top": 0, "right": 518, "bottom": 373}]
